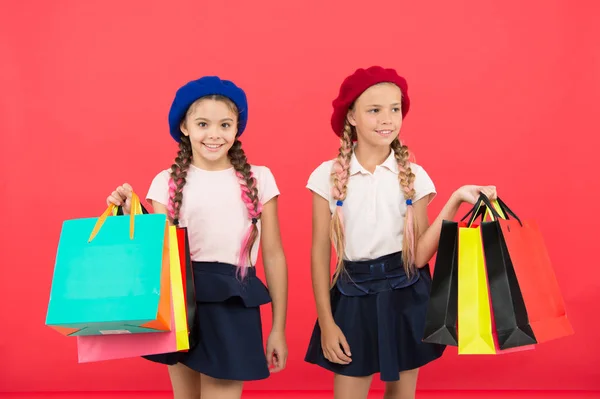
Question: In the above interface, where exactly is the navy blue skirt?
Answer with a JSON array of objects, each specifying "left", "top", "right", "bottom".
[
  {"left": 304, "top": 252, "right": 446, "bottom": 382},
  {"left": 144, "top": 261, "right": 272, "bottom": 381}
]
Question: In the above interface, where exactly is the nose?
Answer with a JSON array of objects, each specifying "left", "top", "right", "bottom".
[
  {"left": 207, "top": 130, "right": 220, "bottom": 139},
  {"left": 379, "top": 109, "right": 393, "bottom": 125}
]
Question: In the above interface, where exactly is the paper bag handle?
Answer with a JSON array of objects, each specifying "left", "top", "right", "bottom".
[
  {"left": 88, "top": 192, "right": 142, "bottom": 242},
  {"left": 462, "top": 194, "right": 522, "bottom": 227}
]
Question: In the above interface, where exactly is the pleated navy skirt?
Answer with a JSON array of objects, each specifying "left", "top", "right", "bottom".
[
  {"left": 144, "top": 261, "right": 272, "bottom": 381},
  {"left": 304, "top": 252, "right": 446, "bottom": 382}
]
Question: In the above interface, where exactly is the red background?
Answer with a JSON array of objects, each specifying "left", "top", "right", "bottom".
[{"left": 1, "top": 0, "right": 598, "bottom": 393}]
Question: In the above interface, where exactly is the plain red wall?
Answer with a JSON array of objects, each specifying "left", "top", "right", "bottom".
[{"left": 1, "top": 0, "right": 599, "bottom": 393}]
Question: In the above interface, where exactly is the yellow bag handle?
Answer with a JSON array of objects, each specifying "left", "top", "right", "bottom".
[
  {"left": 482, "top": 200, "right": 508, "bottom": 221},
  {"left": 88, "top": 192, "right": 142, "bottom": 242},
  {"left": 464, "top": 194, "right": 521, "bottom": 227},
  {"left": 110, "top": 194, "right": 143, "bottom": 216}
]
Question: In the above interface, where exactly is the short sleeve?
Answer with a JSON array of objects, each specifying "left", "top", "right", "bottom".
[
  {"left": 146, "top": 170, "right": 170, "bottom": 207},
  {"left": 306, "top": 161, "right": 333, "bottom": 202},
  {"left": 412, "top": 163, "right": 437, "bottom": 204},
  {"left": 256, "top": 166, "right": 280, "bottom": 205}
]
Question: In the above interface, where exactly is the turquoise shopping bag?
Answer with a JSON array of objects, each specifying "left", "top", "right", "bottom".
[{"left": 46, "top": 193, "right": 172, "bottom": 336}]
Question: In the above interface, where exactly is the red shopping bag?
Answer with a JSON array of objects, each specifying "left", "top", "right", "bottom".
[{"left": 488, "top": 198, "right": 574, "bottom": 343}]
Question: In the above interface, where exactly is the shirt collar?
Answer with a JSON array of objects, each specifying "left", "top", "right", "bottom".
[{"left": 349, "top": 149, "right": 399, "bottom": 175}]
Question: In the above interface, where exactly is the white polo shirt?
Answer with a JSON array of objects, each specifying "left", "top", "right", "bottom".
[{"left": 306, "top": 150, "right": 436, "bottom": 262}]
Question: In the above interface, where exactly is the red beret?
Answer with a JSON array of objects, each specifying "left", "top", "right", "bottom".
[{"left": 331, "top": 66, "right": 410, "bottom": 137}]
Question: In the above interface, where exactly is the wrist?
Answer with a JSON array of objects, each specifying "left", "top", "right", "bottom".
[
  {"left": 270, "top": 325, "right": 286, "bottom": 334},
  {"left": 450, "top": 190, "right": 463, "bottom": 207},
  {"left": 318, "top": 316, "right": 336, "bottom": 330}
]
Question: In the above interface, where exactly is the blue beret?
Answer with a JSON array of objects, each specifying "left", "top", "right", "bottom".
[{"left": 168, "top": 76, "right": 248, "bottom": 142}]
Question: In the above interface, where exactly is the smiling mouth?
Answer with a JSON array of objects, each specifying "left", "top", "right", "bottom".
[
  {"left": 202, "top": 143, "right": 224, "bottom": 151},
  {"left": 376, "top": 130, "right": 393, "bottom": 136}
]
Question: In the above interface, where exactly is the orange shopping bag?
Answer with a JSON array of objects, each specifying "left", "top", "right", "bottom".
[{"left": 487, "top": 198, "right": 574, "bottom": 343}]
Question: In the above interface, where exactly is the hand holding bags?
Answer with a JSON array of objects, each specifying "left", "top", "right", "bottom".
[
  {"left": 46, "top": 192, "right": 171, "bottom": 336},
  {"left": 423, "top": 193, "right": 573, "bottom": 354}
]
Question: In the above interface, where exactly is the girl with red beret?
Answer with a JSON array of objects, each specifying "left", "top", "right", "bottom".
[{"left": 304, "top": 66, "right": 498, "bottom": 398}]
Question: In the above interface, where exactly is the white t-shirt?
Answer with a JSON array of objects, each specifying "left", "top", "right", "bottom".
[
  {"left": 306, "top": 149, "right": 436, "bottom": 261},
  {"left": 146, "top": 164, "right": 280, "bottom": 266}
]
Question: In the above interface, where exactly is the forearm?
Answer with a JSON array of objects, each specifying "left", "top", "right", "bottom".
[
  {"left": 415, "top": 191, "right": 463, "bottom": 268},
  {"left": 311, "top": 248, "right": 335, "bottom": 327},
  {"left": 263, "top": 252, "right": 288, "bottom": 332}
]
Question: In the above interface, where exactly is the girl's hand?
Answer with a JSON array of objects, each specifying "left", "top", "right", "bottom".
[
  {"left": 454, "top": 185, "right": 497, "bottom": 205},
  {"left": 106, "top": 183, "right": 134, "bottom": 214},
  {"left": 321, "top": 321, "right": 352, "bottom": 365},
  {"left": 266, "top": 330, "right": 288, "bottom": 373}
]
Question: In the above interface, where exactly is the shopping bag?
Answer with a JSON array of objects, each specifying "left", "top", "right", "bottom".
[
  {"left": 176, "top": 227, "right": 198, "bottom": 350},
  {"left": 465, "top": 195, "right": 537, "bottom": 350},
  {"left": 119, "top": 203, "right": 196, "bottom": 348},
  {"left": 486, "top": 197, "right": 574, "bottom": 343},
  {"left": 168, "top": 226, "right": 190, "bottom": 351},
  {"left": 423, "top": 200, "right": 493, "bottom": 347},
  {"left": 490, "top": 304, "right": 535, "bottom": 354},
  {"left": 478, "top": 199, "right": 537, "bottom": 354},
  {"left": 76, "top": 225, "right": 189, "bottom": 362},
  {"left": 423, "top": 220, "right": 459, "bottom": 346},
  {"left": 46, "top": 193, "right": 171, "bottom": 336},
  {"left": 119, "top": 205, "right": 197, "bottom": 350},
  {"left": 457, "top": 203, "right": 495, "bottom": 354}
]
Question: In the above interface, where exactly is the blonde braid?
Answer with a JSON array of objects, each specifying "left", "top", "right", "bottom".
[
  {"left": 330, "top": 121, "right": 354, "bottom": 284},
  {"left": 391, "top": 138, "right": 418, "bottom": 277}
]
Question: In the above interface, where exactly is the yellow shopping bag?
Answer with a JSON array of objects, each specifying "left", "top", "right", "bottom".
[
  {"left": 457, "top": 204, "right": 495, "bottom": 355},
  {"left": 168, "top": 225, "right": 190, "bottom": 351}
]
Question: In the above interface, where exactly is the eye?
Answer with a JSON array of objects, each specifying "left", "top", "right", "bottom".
[
  {"left": 392, "top": 107, "right": 400, "bottom": 112},
  {"left": 221, "top": 123, "right": 231, "bottom": 128},
  {"left": 368, "top": 109, "right": 379, "bottom": 113},
  {"left": 198, "top": 122, "right": 207, "bottom": 127}
]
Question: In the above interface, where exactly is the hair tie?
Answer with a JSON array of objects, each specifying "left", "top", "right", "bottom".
[
  {"left": 251, "top": 217, "right": 258, "bottom": 225},
  {"left": 173, "top": 218, "right": 179, "bottom": 226},
  {"left": 406, "top": 199, "right": 412, "bottom": 206},
  {"left": 336, "top": 200, "right": 343, "bottom": 206}
]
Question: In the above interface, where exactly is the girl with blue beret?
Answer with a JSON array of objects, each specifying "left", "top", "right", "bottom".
[{"left": 107, "top": 76, "right": 289, "bottom": 398}]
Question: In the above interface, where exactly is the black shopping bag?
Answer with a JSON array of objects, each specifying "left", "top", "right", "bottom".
[
  {"left": 423, "top": 220, "right": 459, "bottom": 346},
  {"left": 475, "top": 194, "right": 537, "bottom": 350}
]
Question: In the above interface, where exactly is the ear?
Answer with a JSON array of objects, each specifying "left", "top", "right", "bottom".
[
  {"left": 179, "top": 120, "right": 189, "bottom": 137},
  {"left": 347, "top": 109, "right": 357, "bottom": 127}
]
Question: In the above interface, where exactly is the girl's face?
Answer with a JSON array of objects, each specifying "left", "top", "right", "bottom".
[
  {"left": 180, "top": 98, "right": 238, "bottom": 168},
  {"left": 347, "top": 83, "right": 403, "bottom": 148}
]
